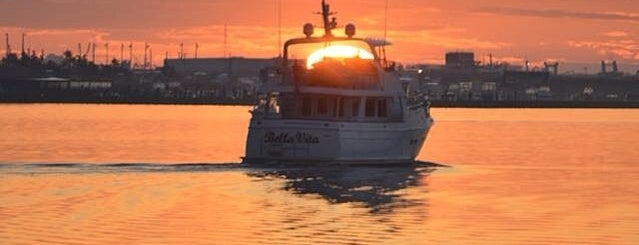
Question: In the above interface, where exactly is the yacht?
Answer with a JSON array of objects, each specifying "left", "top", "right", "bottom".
[{"left": 243, "top": 0, "right": 433, "bottom": 164}]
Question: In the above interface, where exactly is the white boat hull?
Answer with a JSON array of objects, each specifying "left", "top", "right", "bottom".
[{"left": 243, "top": 117, "right": 433, "bottom": 164}]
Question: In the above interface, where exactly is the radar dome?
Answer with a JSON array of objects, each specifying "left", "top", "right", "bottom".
[
  {"left": 303, "top": 23, "right": 314, "bottom": 38},
  {"left": 345, "top": 23, "right": 356, "bottom": 38}
]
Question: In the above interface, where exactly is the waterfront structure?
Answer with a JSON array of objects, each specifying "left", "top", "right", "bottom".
[{"left": 164, "top": 57, "right": 276, "bottom": 77}]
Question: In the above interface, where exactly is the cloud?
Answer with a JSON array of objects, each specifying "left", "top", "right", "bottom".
[
  {"left": 569, "top": 39, "right": 639, "bottom": 60},
  {"left": 477, "top": 55, "right": 566, "bottom": 65},
  {"left": 26, "top": 29, "right": 103, "bottom": 37},
  {"left": 0, "top": 23, "right": 295, "bottom": 64},
  {"left": 0, "top": 1, "right": 251, "bottom": 29},
  {"left": 490, "top": 56, "right": 524, "bottom": 64},
  {"left": 601, "top": 31, "right": 629, "bottom": 38},
  {"left": 475, "top": 7, "right": 639, "bottom": 22},
  {"left": 391, "top": 23, "right": 466, "bottom": 33}
]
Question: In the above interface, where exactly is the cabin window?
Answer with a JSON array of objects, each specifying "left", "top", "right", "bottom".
[
  {"left": 352, "top": 98, "right": 360, "bottom": 117},
  {"left": 377, "top": 99, "right": 388, "bottom": 118},
  {"left": 302, "top": 96, "right": 312, "bottom": 116},
  {"left": 317, "top": 97, "right": 328, "bottom": 115},
  {"left": 365, "top": 98, "right": 376, "bottom": 117}
]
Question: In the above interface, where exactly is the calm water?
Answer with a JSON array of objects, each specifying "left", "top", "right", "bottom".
[{"left": 1, "top": 104, "right": 638, "bottom": 244}]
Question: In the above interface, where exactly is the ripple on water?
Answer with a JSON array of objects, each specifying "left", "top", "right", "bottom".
[
  {"left": 8, "top": 163, "right": 434, "bottom": 244},
  {"left": 3, "top": 158, "right": 637, "bottom": 244}
]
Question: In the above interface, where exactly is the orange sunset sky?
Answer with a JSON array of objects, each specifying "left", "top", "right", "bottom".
[{"left": 1, "top": 0, "right": 638, "bottom": 72}]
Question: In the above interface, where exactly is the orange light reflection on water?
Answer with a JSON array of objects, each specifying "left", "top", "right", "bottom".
[
  {"left": 0, "top": 104, "right": 251, "bottom": 163},
  {"left": 1, "top": 105, "right": 638, "bottom": 244}
]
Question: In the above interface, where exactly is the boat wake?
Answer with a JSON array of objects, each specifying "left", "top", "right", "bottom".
[
  {"left": 0, "top": 161, "right": 448, "bottom": 174},
  {"left": 0, "top": 163, "right": 244, "bottom": 174},
  {"left": 0, "top": 160, "right": 448, "bottom": 214}
]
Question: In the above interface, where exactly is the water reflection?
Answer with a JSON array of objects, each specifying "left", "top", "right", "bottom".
[
  {"left": 1, "top": 162, "right": 436, "bottom": 214},
  {"left": 246, "top": 163, "right": 436, "bottom": 213}
]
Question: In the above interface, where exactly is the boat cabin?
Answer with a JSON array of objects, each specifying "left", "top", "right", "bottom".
[{"left": 253, "top": 4, "right": 408, "bottom": 123}]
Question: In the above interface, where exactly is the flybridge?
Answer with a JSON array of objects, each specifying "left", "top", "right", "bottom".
[{"left": 284, "top": 0, "right": 393, "bottom": 71}]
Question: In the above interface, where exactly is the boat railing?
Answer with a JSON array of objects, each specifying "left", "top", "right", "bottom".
[
  {"left": 407, "top": 91, "right": 432, "bottom": 117},
  {"left": 279, "top": 115, "right": 404, "bottom": 123},
  {"left": 250, "top": 105, "right": 282, "bottom": 119},
  {"left": 250, "top": 93, "right": 282, "bottom": 119}
]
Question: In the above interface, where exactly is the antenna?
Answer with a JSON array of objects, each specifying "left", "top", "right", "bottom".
[
  {"left": 21, "top": 33, "right": 26, "bottom": 56},
  {"left": 27, "top": 35, "right": 32, "bottom": 55},
  {"left": 120, "top": 43, "right": 124, "bottom": 62},
  {"left": 128, "top": 43, "right": 133, "bottom": 66},
  {"left": 92, "top": 43, "right": 96, "bottom": 62},
  {"left": 489, "top": 53, "right": 493, "bottom": 67},
  {"left": 144, "top": 42, "right": 149, "bottom": 69},
  {"left": 5, "top": 33, "right": 10, "bottom": 57},
  {"left": 149, "top": 48, "right": 153, "bottom": 69},
  {"left": 224, "top": 24, "right": 228, "bottom": 58},
  {"left": 78, "top": 43, "right": 82, "bottom": 58},
  {"left": 383, "top": 0, "right": 388, "bottom": 40},
  {"left": 195, "top": 43, "right": 199, "bottom": 59},
  {"left": 381, "top": 0, "right": 389, "bottom": 65},
  {"left": 318, "top": 0, "right": 337, "bottom": 37},
  {"left": 105, "top": 43, "right": 109, "bottom": 64},
  {"left": 84, "top": 43, "right": 91, "bottom": 58},
  {"left": 278, "top": 0, "right": 282, "bottom": 57},
  {"left": 179, "top": 42, "right": 184, "bottom": 59}
]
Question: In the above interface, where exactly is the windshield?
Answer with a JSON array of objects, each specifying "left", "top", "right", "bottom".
[
  {"left": 287, "top": 40, "right": 377, "bottom": 69},
  {"left": 285, "top": 40, "right": 380, "bottom": 88}
]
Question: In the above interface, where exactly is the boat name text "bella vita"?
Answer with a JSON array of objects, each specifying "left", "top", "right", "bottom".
[{"left": 264, "top": 132, "right": 320, "bottom": 144}]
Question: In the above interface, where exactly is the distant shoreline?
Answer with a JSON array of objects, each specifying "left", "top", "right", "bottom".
[
  {"left": 2, "top": 98, "right": 639, "bottom": 108},
  {"left": 429, "top": 100, "right": 639, "bottom": 109}
]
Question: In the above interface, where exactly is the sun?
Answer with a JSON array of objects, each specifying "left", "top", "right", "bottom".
[{"left": 306, "top": 45, "right": 375, "bottom": 69}]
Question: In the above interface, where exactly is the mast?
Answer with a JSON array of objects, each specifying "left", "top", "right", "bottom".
[
  {"left": 277, "top": 0, "right": 282, "bottom": 57},
  {"left": 144, "top": 42, "right": 149, "bottom": 69},
  {"left": 4, "top": 33, "right": 10, "bottom": 57},
  {"left": 21, "top": 33, "right": 26, "bottom": 57},
  {"left": 120, "top": 43, "right": 124, "bottom": 62},
  {"left": 383, "top": 0, "right": 388, "bottom": 40},
  {"left": 195, "top": 43, "right": 199, "bottom": 59},
  {"left": 92, "top": 43, "right": 96, "bottom": 63},
  {"left": 105, "top": 43, "right": 109, "bottom": 64},
  {"left": 382, "top": 0, "right": 389, "bottom": 65},
  {"left": 223, "top": 24, "right": 227, "bottom": 58},
  {"left": 149, "top": 48, "right": 153, "bottom": 69},
  {"left": 320, "top": 0, "right": 337, "bottom": 37},
  {"left": 84, "top": 43, "right": 91, "bottom": 58},
  {"left": 128, "top": 43, "right": 133, "bottom": 66},
  {"left": 78, "top": 43, "right": 82, "bottom": 58}
]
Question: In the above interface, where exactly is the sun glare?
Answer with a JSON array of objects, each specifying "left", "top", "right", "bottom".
[{"left": 306, "top": 45, "right": 375, "bottom": 69}]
